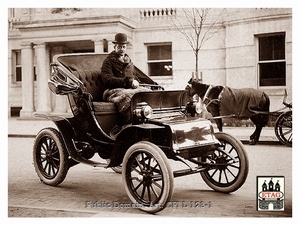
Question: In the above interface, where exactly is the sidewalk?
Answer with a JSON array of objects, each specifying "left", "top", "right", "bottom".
[
  {"left": 8, "top": 117, "right": 56, "bottom": 138},
  {"left": 7, "top": 117, "right": 279, "bottom": 144}
]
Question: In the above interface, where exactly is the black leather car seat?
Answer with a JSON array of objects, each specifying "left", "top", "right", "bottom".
[{"left": 72, "top": 69, "right": 117, "bottom": 114}]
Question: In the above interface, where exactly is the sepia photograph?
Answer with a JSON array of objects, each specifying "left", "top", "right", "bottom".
[{"left": 5, "top": 1, "right": 297, "bottom": 223}]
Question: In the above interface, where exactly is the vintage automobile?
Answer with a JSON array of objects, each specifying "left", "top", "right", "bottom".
[{"left": 33, "top": 53, "right": 249, "bottom": 214}]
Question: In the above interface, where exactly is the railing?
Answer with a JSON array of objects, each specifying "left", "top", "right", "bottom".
[{"left": 140, "top": 8, "right": 176, "bottom": 19}]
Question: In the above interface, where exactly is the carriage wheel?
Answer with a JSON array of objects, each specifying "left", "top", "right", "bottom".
[
  {"left": 275, "top": 111, "right": 292, "bottom": 147},
  {"left": 200, "top": 132, "right": 249, "bottom": 193},
  {"left": 122, "top": 141, "right": 174, "bottom": 213},
  {"left": 33, "top": 128, "right": 69, "bottom": 186}
]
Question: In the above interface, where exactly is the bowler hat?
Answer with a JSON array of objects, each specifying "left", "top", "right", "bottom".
[{"left": 112, "top": 33, "right": 128, "bottom": 44}]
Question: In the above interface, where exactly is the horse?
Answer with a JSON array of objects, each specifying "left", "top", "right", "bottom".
[{"left": 186, "top": 78, "right": 270, "bottom": 145}]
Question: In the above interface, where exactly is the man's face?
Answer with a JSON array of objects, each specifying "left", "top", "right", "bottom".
[{"left": 115, "top": 44, "right": 127, "bottom": 56}]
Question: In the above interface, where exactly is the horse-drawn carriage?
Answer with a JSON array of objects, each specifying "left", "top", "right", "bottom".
[
  {"left": 33, "top": 53, "right": 249, "bottom": 213},
  {"left": 186, "top": 79, "right": 292, "bottom": 147},
  {"left": 274, "top": 101, "right": 292, "bottom": 147}
]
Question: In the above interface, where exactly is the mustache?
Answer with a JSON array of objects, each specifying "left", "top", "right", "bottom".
[{"left": 117, "top": 51, "right": 125, "bottom": 56}]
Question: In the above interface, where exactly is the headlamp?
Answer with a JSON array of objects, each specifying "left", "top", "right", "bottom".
[
  {"left": 134, "top": 102, "right": 153, "bottom": 120},
  {"left": 142, "top": 105, "right": 153, "bottom": 119}
]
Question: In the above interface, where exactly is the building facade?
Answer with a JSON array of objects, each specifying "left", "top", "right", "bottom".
[{"left": 8, "top": 8, "right": 292, "bottom": 118}]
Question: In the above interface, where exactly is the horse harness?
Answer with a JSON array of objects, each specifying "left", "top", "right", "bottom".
[
  {"left": 202, "top": 85, "right": 237, "bottom": 119},
  {"left": 202, "top": 85, "right": 222, "bottom": 108}
]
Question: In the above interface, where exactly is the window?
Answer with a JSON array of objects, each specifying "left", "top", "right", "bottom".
[
  {"left": 103, "top": 39, "right": 108, "bottom": 52},
  {"left": 33, "top": 53, "right": 37, "bottom": 81},
  {"left": 258, "top": 34, "right": 286, "bottom": 86},
  {"left": 12, "top": 50, "right": 38, "bottom": 82},
  {"left": 10, "top": 106, "right": 22, "bottom": 117},
  {"left": 147, "top": 44, "right": 172, "bottom": 76},
  {"left": 13, "top": 51, "right": 22, "bottom": 82}
]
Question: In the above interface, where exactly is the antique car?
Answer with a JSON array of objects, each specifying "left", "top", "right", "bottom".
[{"left": 33, "top": 53, "right": 249, "bottom": 214}]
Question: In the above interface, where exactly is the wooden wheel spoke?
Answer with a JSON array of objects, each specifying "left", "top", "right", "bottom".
[
  {"left": 151, "top": 180, "right": 162, "bottom": 189},
  {"left": 226, "top": 166, "right": 237, "bottom": 178},
  {"left": 150, "top": 183, "right": 160, "bottom": 198},
  {"left": 133, "top": 181, "right": 143, "bottom": 192},
  {"left": 147, "top": 185, "right": 151, "bottom": 202}
]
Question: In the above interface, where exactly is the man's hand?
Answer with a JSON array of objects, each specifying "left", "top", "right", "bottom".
[
  {"left": 132, "top": 79, "right": 139, "bottom": 89},
  {"left": 123, "top": 55, "right": 131, "bottom": 64}
]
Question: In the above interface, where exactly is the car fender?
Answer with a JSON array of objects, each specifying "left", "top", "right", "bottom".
[{"left": 108, "top": 123, "right": 173, "bottom": 167}]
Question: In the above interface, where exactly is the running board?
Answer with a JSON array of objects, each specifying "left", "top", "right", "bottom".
[
  {"left": 71, "top": 156, "right": 108, "bottom": 167},
  {"left": 173, "top": 168, "right": 206, "bottom": 178},
  {"left": 65, "top": 138, "right": 109, "bottom": 167}
]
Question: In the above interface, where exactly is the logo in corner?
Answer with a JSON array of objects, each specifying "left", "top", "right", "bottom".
[{"left": 257, "top": 176, "right": 284, "bottom": 211}]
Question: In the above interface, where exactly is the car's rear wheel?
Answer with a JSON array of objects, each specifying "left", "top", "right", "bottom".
[{"left": 33, "top": 128, "right": 69, "bottom": 186}]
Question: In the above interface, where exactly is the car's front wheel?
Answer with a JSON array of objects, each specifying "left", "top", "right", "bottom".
[
  {"left": 122, "top": 141, "right": 174, "bottom": 213},
  {"left": 200, "top": 132, "right": 249, "bottom": 193}
]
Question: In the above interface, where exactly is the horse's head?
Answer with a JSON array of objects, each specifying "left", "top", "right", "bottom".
[
  {"left": 185, "top": 78, "right": 209, "bottom": 99},
  {"left": 185, "top": 78, "right": 197, "bottom": 97}
]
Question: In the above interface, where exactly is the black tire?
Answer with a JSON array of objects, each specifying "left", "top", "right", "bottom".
[
  {"left": 275, "top": 111, "right": 292, "bottom": 147},
  {"left": 122, "top": 141, "right": 174, "bottom": 213},
  {"left": 200, "top": 132, "right": 249, "bottom": 193},
  {"left": 33, "top": 128, "right": 69, "bottom": 186}
]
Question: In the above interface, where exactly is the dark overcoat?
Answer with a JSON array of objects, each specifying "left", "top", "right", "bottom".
[{"left": 100, "top": 51, "right": 137, "bottom": 89}]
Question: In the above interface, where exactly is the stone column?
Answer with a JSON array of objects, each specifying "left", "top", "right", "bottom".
[
  {"left": 34, "top": 42, "right": 51, "bottom": 113},
  {"left": 19, "top": 42, "right": 34, "bottom": 118},
  {"left": 94, "top": 39, "right": 104, "bottom": 53},
  {"left": 108, "top": 41, "right": 114, "bottom": 53}
]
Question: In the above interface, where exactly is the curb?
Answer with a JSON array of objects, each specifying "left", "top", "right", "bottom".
[
  {"left": 8, "top": 134, "right": 36, "bottom": 138},
  {"left": 240, "top": 140, "right": 282, "bottom": 146}
]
